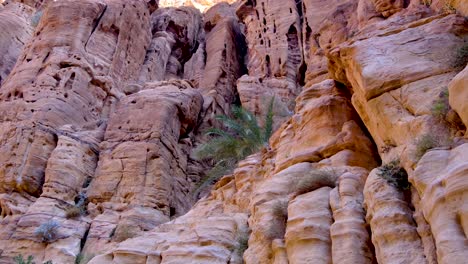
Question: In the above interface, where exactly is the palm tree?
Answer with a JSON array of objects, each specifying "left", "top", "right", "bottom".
[{"left": 193, "top": 99, "right": 274, "bottom": 193}]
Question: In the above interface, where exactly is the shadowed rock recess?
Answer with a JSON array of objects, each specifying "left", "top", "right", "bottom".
[{"left": 0, "top": 0, "right": 467, "bottom": 263}]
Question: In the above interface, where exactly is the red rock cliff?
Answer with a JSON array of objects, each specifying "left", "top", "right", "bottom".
[{"left": 0, "top": 0, "right": 467, "bottom": 263}]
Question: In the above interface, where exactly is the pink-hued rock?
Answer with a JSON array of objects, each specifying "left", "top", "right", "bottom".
[
  {"left": 328, "top": 13, "right": 467, "bottom": 164},
  {"left": 83, "top": 80, "right": 203, "bottom": 256},
  {"left": 0, "top": 0, "right": 467, "bottom": 263},
  {"left": 285, "top": 187, "right": 333, "bottom": 264},
  {"left": 272, "top": 79, "right": 378, "bottom": 172},
  {"left": 0, "top": 0, "right": 152, "bottom": 261},
  {"left": 0, "top": 2, "right": 33, "bottom": 87},
  {"left": 330, "top": 170, "right": 374, "bottom": 264},
  {"left": 198, "top": 2, "right": 246, "bottom": 127},
  {"left": 237, "top": 0, "right": 303, "bottom": 83},
  {"left": 449, "top": 66, "right": 468, "bottom": 129},
  {"left": 364, "top": 169, "right": 428, "bottom": 264},
  {"left": 410, "top": 143, "right": 468, "bottom": 263},
  {"left": 139, "top": 7, "right": 203, "bottom": 83},
  {"left": 0, "top": 0, "right": 152, "bottom": 196},
  {"left": 159, "top": 0, "right": 237, "bottom": 12}
]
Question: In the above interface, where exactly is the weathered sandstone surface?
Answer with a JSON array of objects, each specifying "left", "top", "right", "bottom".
[{"left": 0, "top": 0, "right": 467, "bottom": 263}]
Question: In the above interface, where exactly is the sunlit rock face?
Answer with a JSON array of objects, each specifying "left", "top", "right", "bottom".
[{"left": 159, "top": 0, "right": 236, "bottom": 12}]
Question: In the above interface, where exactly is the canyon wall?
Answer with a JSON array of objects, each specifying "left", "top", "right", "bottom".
[{"left": 0, "top": 0, "right": 467, "bottom": 263}]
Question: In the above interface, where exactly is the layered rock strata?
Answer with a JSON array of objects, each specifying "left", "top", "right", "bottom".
[{"left": 0, "top": 0, "right": 467, "bottom": 263}]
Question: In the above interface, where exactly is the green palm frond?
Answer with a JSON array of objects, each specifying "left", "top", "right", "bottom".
[{"left": 193, "top": 101, "right": 276, "bottom": 195}]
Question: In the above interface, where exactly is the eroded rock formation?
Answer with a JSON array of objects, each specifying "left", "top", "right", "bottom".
[{"left": 0, "top": 0, "right": 467, "bottom": 263}]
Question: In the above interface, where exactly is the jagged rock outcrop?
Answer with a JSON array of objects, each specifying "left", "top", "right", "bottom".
[{"left": 0, "top": 0, "right": 467, "bottom": 263}]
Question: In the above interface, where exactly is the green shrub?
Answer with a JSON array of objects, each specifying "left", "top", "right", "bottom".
[
  {"left": 236, "top": 232, "right": 249, "bottom": 259},
  {"left": 292, "top": 169, "right": 337, "bottom": 196},
  {"left": 35, "top": 220, "right": 60, "bottom": 243},
  {"left": 414, "top": 134, "right": 441, "bottom": 160},
  {"left": 431, "top": 88, "right": 449, "bottom": 121},
  {"left": 453, "top": 44, "right": 468, "bottom": 69},
  {"left": 13, "top": 255, "right": 35, "bottom": 264},
  {"left": 377, "top": 160, "right": 410, "bottom": 190},
  {"left": 193, "top": 99, "right": 274, "bottom": 193}
]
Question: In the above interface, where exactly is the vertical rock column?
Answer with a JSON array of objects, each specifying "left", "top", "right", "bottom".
[
  {"left": 85, "top": 81, "right": 203, "bottom": 256},
  {"left": 364, "top": 170, "right": 428, "bottom": 264},
  {"left": 139, "top": 7, "right": 203, "bottom": 83},
  {"left": 329, "top": 170, "right": 374, "bottom": 264},
  {"left": 236, "top": 0, "right": 303, "bottom": 125},
  {"left": 198, "top": 3, "right": 246, "bottom": 127},
  {"left": 285, "top": 187, "right": 333, "bottom": 264},
  {"left": 411, "top": 144, "right": 468, "bottom": 263}
]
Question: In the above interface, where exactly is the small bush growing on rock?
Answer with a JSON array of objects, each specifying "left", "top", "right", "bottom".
[
  {"left": 13, "top": 254, "right": 35, "bottom": 264},
  {"left": 431, "top": 88, "right": 450, "bottom": 121},
  {"left": 414, "top": 134, "right": 443, "bottom": 160},
  {"left": 193, "top": 99, "right": 274, "bottom": 193},
  {"left": 66, "top": 192, "right": 87, "bottom": 218},
  {"left": 264, "top": 200, "right": 289, "bottom": 240},
  {"left": 377, "top": 160, "right": 410, "bottom": 190},
  {"left": 272, "top": 200, "right": 288, "bottom": 223},
  {"left": 292, "top": 169, "right": 337, "bottom": 196},
  {"left": 236, "top": 232, "right": 249, "bottom": 258},
  {"left": 453, "top": 44, "right": 468, "bottom": 69},
  {"left": 65, "top": 205, "right": 82, "bottom": 218},
  {"left": 34, "top": 220, "right": 60, "bottom": 243}
]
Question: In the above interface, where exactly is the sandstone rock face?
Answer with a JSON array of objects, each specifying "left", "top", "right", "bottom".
[
  {"left": 0, "top": 0, "right": 153, "bottom": 261},
  {"left": 83, "top": 80, "right": 203, "bottom": 256},
  {"left": 139, "top": 7, "right": 203, "bottom": 83},
  {"left": 285, "top": 187, "right": 333, "bottom": 264},
  {"left": 198, "top": 2, "right": 246, "bottom": 128},
  {"left": 364, "top": 170, "right": 427, "bottom": 264},
  {"left": 159, "top": 0, "right": 238, "bottom": 12},
  {"left": 87, "top": 76, "right": 379, "bottom": 263},
  {"left": 449, "top": 66, "right": 468, "bottom": 128},
  {"left": 329, "top": 13, "right": 468, "bottom": 165},
  {"left": 410, "top": 143, "right": 468, "bottom": 263},
  {"left": 0, "top": 2, "right": 33, "bottom": 87},
  {"left": 0, "top": 0, "right": 467, "bottom": 263}
]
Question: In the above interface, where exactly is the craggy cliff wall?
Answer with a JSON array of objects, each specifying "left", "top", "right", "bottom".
[{"left": 0, "top": 0, "right": 467, "bottom": 263}]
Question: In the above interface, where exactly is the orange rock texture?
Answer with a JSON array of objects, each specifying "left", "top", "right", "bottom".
[{"left": 0, "top": 0, "right": 467, "bottom": 263}]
